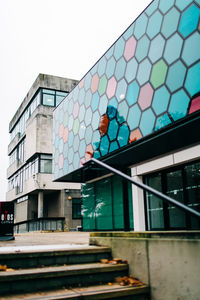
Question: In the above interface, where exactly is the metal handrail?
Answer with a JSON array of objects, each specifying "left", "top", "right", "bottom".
[{"left": 88, "top": 158, "right": 200, "bottom": 219}]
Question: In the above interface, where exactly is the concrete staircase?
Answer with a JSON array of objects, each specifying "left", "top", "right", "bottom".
[{"left": 0, "top": 246, "right": 149, "bottom": 299}]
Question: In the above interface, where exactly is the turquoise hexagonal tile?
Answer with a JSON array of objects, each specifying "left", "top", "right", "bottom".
[
  {"left": 107, "top": 97, "right": 118, "bottom": 119},
  {"left": 109, "top": 141, "right": 119, "bottom": 153},
  {"left": 145, "top": 0, "right": 159, "bottom": 16},
  {"left": 152, "top": 86, "right": 170, "bottom": 115},
  {"left": 159, "top": 0, "right": 175, "bottom": 13},
  {"left": 169, "top": 89, "right": 190, "bottom": 121},
  {"left": 185, "top": 62, "right": 200, "bottom": 96},
  {"left": 91, "top": 92, "right": 100, "bottom": 112},
  {"left": 73, "top": 135, "right": 80, "bottom": 153},
  {"left": 78, "top": 122, "right": 85, "bottom": 140},
  {"left": 91, "top": 110, "right": 101, "bottom": 130},
  {"left": 117, "top": 124, "right": 130, "bottom": 147},
  {"left": 155, "top": 114, "right": 172, "bottom": 131},
  {"left": 79, "top": 104, "right": 85, "bottom": 122},
  {"left": 68, "top": 131, "right": 74, "bottom": 148},
  {"left": 123, "top": 23, "right": 135, "bottom": 41},
  {"left": 105, "top": 57, "right": 116, "bottom": 79},
  {"left": 73, "top": 152, "right": 79, "bottom": 170},
  {"left": 175, "top": 0, "right": 193, "bottom": 10},
  {"left": 161, "top": 7, "right": 180, "bottom": 38},
  {"left": 85, "top": 90, "right": 92, "bottom": 108},
  {"left": 179, "top": 4, "right": 200, "bottom": 38},
  {"left": 127, "top": 104, "right": 141, "bottom": 130},
  {"left": 164, "top": 33, "right": 183, "bottom": 65},
  {"left": 84, "top": 73, "right": 92, "bottom": 91},
  {"left": 166, "top": 61, "right": 186, "bottom": 92},
  {"left": 115, "top": 57, "right": 126, "bottom": 80},
  {"left": 118, "top": 101, "right": 129, "bottom": 124},
  {"left": 85, "top": 107, "right": 92, "bottom": 126},
  {"left": 114, "top": 38, "right": 125, "bottom": 61},
  {"left": 97, "top": 57, "right": 107, "bottom": 77},
  {"left": 108, "top": 119, "right": 119, "bottom": 141},
  {"left": 148, "top": 34, "right": 165, "bottom": 63},
  {"left": 137, "top": 58, "right": 152, "bottom": 85},
  {"left": 105, "top": 45, "right": 114, "bottom": 60},
  {"left": 150, "top": 59, "right": 168, "bottom": 89},
  {"left": 63, "top": 143, "right": 69, "bottom": 160},
  {"left": 79, "top": 140, "right": 86, "bottom": 157},
  {"left": 116, "top": 79, "right": 128, "bottom": 102},
  {"left": 68, "top": 99, "right": 74, "bottom": 115},
  {"left": 58, "top": 138, "right": 64, "bottom": 154},
  {"left": 68, "top": 147, "right": 74, "bottom": 165},
  {"left": 147, "top": 11, "right": 163, "bottom": 39},
  {"left": 194, "top": 0, "right": 200, "bottom": 6},
  {"left": 63, "top": 159, "right": 69, "bottom": 176},
  {"left": 99, "top": 95, "right": 108, "bottom": 115},
  {"left": 68, "top": 115, "right": 74, "bottom": 131},
  {"left": 125, "top": 57, "right": 138, "bottom": 83},
  {"left": 85, "top": 125, "right": 93, "bottom": 144},
  {"left": 78, "top": 88, "right": 85, "bottom": 105},
  {"left": 135, "top": 35, "right": 150, "bottom": 62},
  {"left": 182, "top": 32, "right": 200, "bottom": 66},
  {"left": 126, "top": 81, "right": 140, "bottom": 106},
  {"left": 92, "top": 130, "right": 101, "bottom": 151},
  {"left": 139, "top": 108, "right": 156, "bottom": 136},
  {"left": 93, "top": 150, "right": 101, "bottom": 159},
  {"left": 100, "top": 135, "right": 109, "bottom": 156},
  {"left": 134, "top": 13, "right": 148, "bottom": 39}
]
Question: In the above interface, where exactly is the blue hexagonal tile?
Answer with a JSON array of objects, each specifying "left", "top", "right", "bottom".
[
  {"left": 148, "top": 34, "right": 165, "bottom": 63},
  {"left": 73, "top": 152, "right": 79, "bottom": 170},
  {"left": 78, "top": 122, "right": 85, "bottom": 140},
  {"left": 63, "top": 159, "right": 69, "bottom": 175},
  {"left": 114, "top": 38, "right": 125, "bottom": 61},
  {"left": 73, "top": 135, "right": 80, "bottom": 153},
  {"left": 99, "top": 95, "right": 108, "bottom": 115},
  {"left": 123, "top": 23, "right": 135, "bottom": 41},
  {"left": 68, "top": 147, "right": 74, "bottom": 164},
  {"left": 134, "top": 13, "right": 148, "bottom": 39},
  {"left": 182, "top": 32, "right": 200, "bottom": 67},
  {"left": 100, "top": 135, "right": 109, "bottom": 156},
  {"left": 169, "top": 89, "right": 190, "bottom": 121},
  {"left": 117, "top": 101, "right": 129, "bottom": 124},
  {"left": 79, "top": 140, "right": 86, "bottom": 157},
  {"left": 135, "top": 35, "right": 150, "bottom": 62},
  {"left": 85, "top": 125, "right": 93, "bottom": 144},
  {"left": 185, "top": 62, "right": 200, "bottom": 96},
  {"left": 78, "top": 88, "right": 85, "bottom": 105},
  {"left": 126, "top": 81, "right": 140, "bottom": 106},
  {"left": 85, "top": 90, "right": 92, "bottom": 108},
  {"left": 97, "top": 56, "right": 107, "bottom": 77},
  {"left": 116, "top": 79, "right": 127, "bottom": 102},
  {"left": 115, "top": 57, "right": 126, "bottom": 80},
  {"left": 127, "top": 104, "right": 141, "bottom": 130},
  {"left": 139, "top": 108, "right": 156, "bottom": 136},
  {"left": 164, "top": 33, "right": 183, "bottom": 65},
  {"left": 68, "top": 131, "right": 74, "bottom": 148},
  {"left": 105, "top": 57, "right": 116, "bottom": 79},
  {"left": 159, "top": 0, "right": 175, "bottom": 13},
  {"left": 91, "top": 110, "right": 101, "bottom": 130},
  {"left": 117, "top": 124, "right": 130, "bottom": 147},
  {"left": 93, "top": 150, "right": 101, "bottom": 159},
  {"left": 166, "top": 61, "right": 187, "bottom": 93},
  {"left": 125, "top": 57, "right": 138, "bottom": 83},
  {"left": 107, "top": 97, "right": 118, "bottom": 119},
  {"left": 105, "top": 45, "right": 114, "bottom": 60},
  {"left": 147, "top": 11, "right": 163, "bottom": 39},
  {"left": 155, "top": 113, "right": 172, "bottom": 131},
  {"left": 108, "top": 119, "right": 119, "bottom": 141},
  {"left": 179, "top": 4, "right": 200, "bottom": 38},
  {"left": 152, "top": 86, "right": 170, "bottom": 115},
  {"left": 68, "top": 115, "right": 74, "bottom": 131},
  {"left": 109, "top": 141, "right": 119, "bottom": 153},
  {"left": 161, "top": 7, "right": 180, "bottom": 38},
  {"left": 137, "top": 58, "right": 152, "bottom": 85},
  {"left": 145, "top": 0, "right": 159, "bottom": 16},
  {"left": 92, "top": 130, "right": 101, "bottom": 151},
  {"left": 175, "top": 0, "right": 193, "bottom": 10},
  {"left": 85, "top": 107, "right": 92, "bottom": 127},
  {"left": 91, "top": 92, "right": 100, "bottom": 112},
  {"left": 84, "top": 73, "right": 92, "bottom": 91}
]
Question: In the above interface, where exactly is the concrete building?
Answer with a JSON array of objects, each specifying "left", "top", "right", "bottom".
[{"left": 7, "top": 74, "right": 82, "bottom": 232}]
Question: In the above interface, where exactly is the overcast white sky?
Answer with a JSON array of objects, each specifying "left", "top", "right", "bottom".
[{"left": 0, "top": 0, "right": 151, "bottom": 200}]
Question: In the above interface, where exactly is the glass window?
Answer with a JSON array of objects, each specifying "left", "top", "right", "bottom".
[
  {"left": 40, "top": 159, "right": 52, "bottom": 173},
  {"left": 56, "top": 95, "right": 65, "bottom": 106},
  {"left": 72, "top": 198, "right": 82, "bottom": 219},
  {"left": 42, "top": 89, "right": 55, "bottom": 95},
  {"left": 43, "top": 94, "right": 55, "bottom": 106}
]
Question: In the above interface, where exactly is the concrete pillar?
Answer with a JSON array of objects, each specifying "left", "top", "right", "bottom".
[
  {"left": 38, "top": 191, "right": 44, "bottom": 218},
  {"left": 59, "top": 190, "right": 65, "bottom": 217},
  {"left": 131, "top": 169, "right": 146, "bottom": 231}
]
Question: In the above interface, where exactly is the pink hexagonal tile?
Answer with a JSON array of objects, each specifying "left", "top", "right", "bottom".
[
  {"left": 59, "top": 124, "right": 64, "bottom": 139},
  {"left": 188, "top": 96, "right": 200, "bottom": 114},
  {"left": 138, "top": 83, "right": 154, "bottom": 110},
  {"left": 73, "top": 102, "right": 79, "bottom": 118},
  {"left": 85, "top": 144, "right": 94, "bottom": 161},
  {"left": 79, "top": 78, "right": 85, "bottom": 89},
  {"left": 124, "top": 36, "right": 137, "bottom": 61},
  {"left": 91, "top": 73, "right": 99, "bottom": 93},
  {"left": 106, "top": 76, "right": 117, "bottom": 99},
  {"left": 59, "top": 154, "right": 64, "bottom": 169},
  {"left": 63, "top": 127, "right": 69, "bottom": 143},
  {"left": 129, "top": 128, "right": 142, "bottom": 143}
]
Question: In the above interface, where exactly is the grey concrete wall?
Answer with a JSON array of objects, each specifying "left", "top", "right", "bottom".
[
  {"left": 89, "top": 232, "right": 200, "bottom": 300},
  {"left": 14, "top": 200, "right": 28, "bottom": 223}
]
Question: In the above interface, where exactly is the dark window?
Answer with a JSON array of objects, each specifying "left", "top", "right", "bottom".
[
  {"left": 72, "top": 198, "right": 82, "bottom": 219},
  {"left": 145, "top": 160, "right": 200, "bottom": 230}
]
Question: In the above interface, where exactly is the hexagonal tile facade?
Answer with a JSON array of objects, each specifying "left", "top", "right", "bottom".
[{"left": 53, "top": 0, "right": 200, "bottom": 180}]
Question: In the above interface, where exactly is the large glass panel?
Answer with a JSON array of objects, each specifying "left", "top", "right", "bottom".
[
  {"left": 146, "top": 173, "right": 165, "bottom": 230},
  {"left": 43, "top": 94, "right": 55, "bottom": 106},
  {"left": 185, "top": 162, "right": 200, "bottom": 229},
  {"left": 72, "top": 198, "right": 82, "bottom": 219},
  {"left": 96, "top": 178, "right": 113, "bottom": 230},
  {"left": 166, "top": 170, "right": 186, "bottom": 228},
  {"left": 56, "top": 95, "right": 66, "bottom": 106},
  {"left": 82, "top": 183, "right": 96, "bottom": 230},
  {"left": 112, "top": 175, "right": 124, "bottom": 229},
  {"left": 40, "top": 159, "right": 52, "bottom": 173}
]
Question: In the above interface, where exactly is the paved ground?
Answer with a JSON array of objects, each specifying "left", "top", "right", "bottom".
[{"left": 0, "top": 232, "right": 90, "bottom": 252}]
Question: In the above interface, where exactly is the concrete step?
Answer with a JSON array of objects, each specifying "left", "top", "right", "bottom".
[
  {"left": 0, "top": 284, "right": 149, "bottom": 300},
  {"left": 0, "top": 246, "right": 112, "bottom": 269},
  {"left": 0, "top": 263, "right": 129, "bottom": 295}
]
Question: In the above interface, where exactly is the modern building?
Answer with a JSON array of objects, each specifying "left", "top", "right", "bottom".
[
  {"left": 53, "top": 0, "right": 200, "bottom": 232},
  {"left": 6, "top": 74, "right": 82, "bottom": 233}
]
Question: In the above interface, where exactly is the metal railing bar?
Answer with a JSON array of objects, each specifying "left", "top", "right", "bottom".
[{"left": 88, "top": 158, "right": 200, "bottom": 219}]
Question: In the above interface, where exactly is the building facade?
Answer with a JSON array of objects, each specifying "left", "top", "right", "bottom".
[
  {"left": 7, "top": 74, "right": 82, "bottom": 232},
  {"left": 53, "top": 0, "right": 200, "bottom": 231}
]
